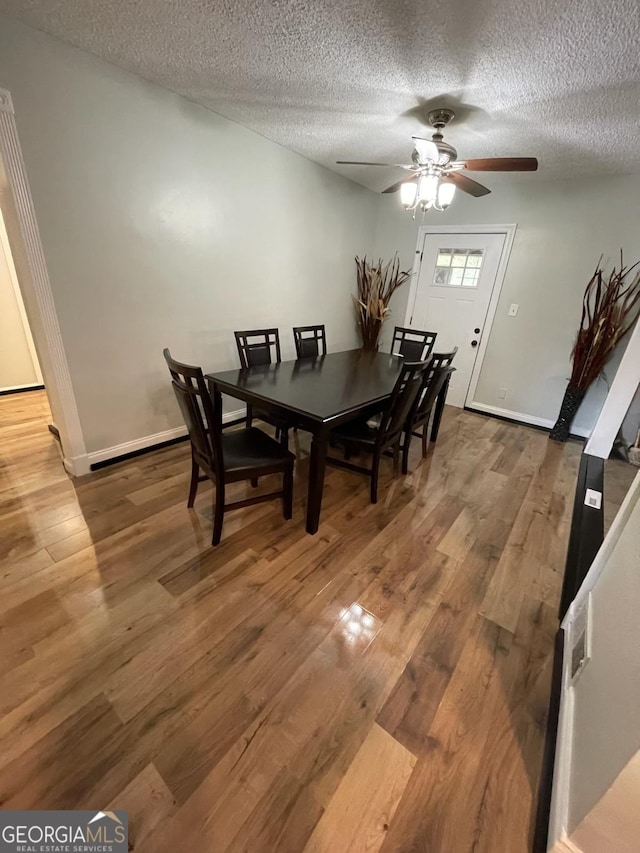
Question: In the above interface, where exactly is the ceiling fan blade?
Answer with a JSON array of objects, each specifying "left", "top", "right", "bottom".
[
  {"left": 382, "top": 177, "right": 417, "bottom": 194},
  {"left": 411, "top": 137, "right": 439, "bottom": 163},
  {"left": 461, "top": 157, "right": 538, "bottom": 172},
  {"left": 444, "top": 172, "right": 491, "bottom": 197}
]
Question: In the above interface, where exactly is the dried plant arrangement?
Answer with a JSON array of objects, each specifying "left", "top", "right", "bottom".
[
  {"left": 354, "top": 255, "right": 411, "bottom": 350},
  {"left": 550, "top": 253, "right": 640, "bottom": 441}
]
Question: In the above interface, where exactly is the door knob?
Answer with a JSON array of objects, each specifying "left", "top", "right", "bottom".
[
  {"left": 471, "top": 340, "right": 478, "bottom": 347},
  {"left": 474, "top": 327, "right": 481, "bottom": 334}
]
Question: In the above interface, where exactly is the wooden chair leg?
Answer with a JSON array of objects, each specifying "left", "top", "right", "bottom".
[
  {"left": 280, "top": 428, "right": 289, "bottom": 450},
  {"left": 370, "top": 453, "right": 380, "bottom": 504},
  {"left": 344, "top": 443, "right": 351, "bottom": 460},
  {"left": 422, "top": 423, "right": 429, "bottom": 458},
  {"left": 187, "top": 451, "right": 199, "bottom": 507},
  {"left": 402, "top": 431, "right": 411, "bottom": 476},
  {"left": 212, "top": 481, "right": 225, "bottom": 546},
  {"left": 283, "top": 465, "right": 294, "bottom": 520},
  {"left": 250, "top": 478, "right": 258, "bottom": 487},
  {"left": 393, "top": 442, "right": 401, "bottom": 477},
  {"left": 246, "top": 404, "right": 253, "bottom": 428}
]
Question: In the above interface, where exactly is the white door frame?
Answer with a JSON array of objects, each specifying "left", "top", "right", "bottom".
[
  {"left": 0, "top": 86, "right": 88, "bottom": 475},
  {"left": 405, "top": 223, "right": 517, "bottom": 408}
]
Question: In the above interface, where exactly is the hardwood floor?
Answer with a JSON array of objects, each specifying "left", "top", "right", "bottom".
[{"left": 0, "top": 390, "right": 583, "bottom": 852}]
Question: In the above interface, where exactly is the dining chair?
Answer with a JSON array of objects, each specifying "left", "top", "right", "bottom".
[
  {"left": 401, "top": 348, "right": 457, "bottom": 474},
  {"left": 163, "top": 348, "right": 294, "bottom": 545},
  {"left": 293, "top": 325, "right": 327, "bottom": 359},
  {"left": 391, "top": 326, "right": 437, "bottom": 361},
  {"left": 233, "top": 328, "right": 293, "bottom": 447},
  {"left": 234, "top": 328, "right": 282, "bottom": 369},
  {"left": 327, "top": 359, "right": 432, "bottom": 503}
]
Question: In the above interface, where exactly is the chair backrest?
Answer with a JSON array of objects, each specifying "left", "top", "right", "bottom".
[
  {"left": 162, "top": 348, "right": 222, "bottom": 477},
  {"left": 413, "top": 348, "right": 458, "bottom": 421},
  {"left": 293, "top": 324, "right": 327, "bottom": 359},
  {"left": 377, "top": 358, "right": 432, "bottom": 449},
  {"left": 391, "top": 326, "right": 437, "bottom": 361},
  {"left": 234, "top": 329, "right": 281, "bottom": 369}
]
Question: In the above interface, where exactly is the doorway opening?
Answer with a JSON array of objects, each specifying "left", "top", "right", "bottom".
[
  {"left": 404, "top": 224, "right": 516, "bottom": 409},
  {"left": 0, "top": 205, "right": 43, "bottom": 395},
  {"left": 0, "top": 155, "right": 64, "bottom": 489},
  {"left": 0, "top": 86, "right": 87, "bottom": 475}
]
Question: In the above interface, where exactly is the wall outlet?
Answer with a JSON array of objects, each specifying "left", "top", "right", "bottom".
[
  {"left": 508, "top": 303, "right": 519, "bottom": 317},
  {"left": 570, "top": 593, "right": 592, "bottom": 683},
  {"left": 584, "top": 488, "right": 602, "bottom": 509},
  {"left": 497, "top": 387, "right": 507, "bottom": 400}
]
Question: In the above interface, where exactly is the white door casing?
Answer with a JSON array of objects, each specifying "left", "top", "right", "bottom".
[{"left": 405, "top": 224, "right": 516, "bottom": 409}]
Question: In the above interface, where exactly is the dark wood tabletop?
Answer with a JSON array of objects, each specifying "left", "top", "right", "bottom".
[
  {"left": 207, "top": 349, "right": 405, "bottom": 534},
  {"left": 207, "top": 349, "right": 405, "bottom": 427}
]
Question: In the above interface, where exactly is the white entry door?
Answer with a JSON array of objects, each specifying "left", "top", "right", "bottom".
[{"left": 408, "top": 230, "right": 508, "bottom": 408}]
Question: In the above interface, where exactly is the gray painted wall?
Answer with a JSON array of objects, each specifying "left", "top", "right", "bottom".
[
  {"left": 372, "top": 176, "right": 640, "bottom": 435},
  {"left": 0, "top": 15, "right": 375, "bottom": 454}
]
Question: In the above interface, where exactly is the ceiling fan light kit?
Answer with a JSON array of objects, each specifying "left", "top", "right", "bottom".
[{"left": 337, "top": 107, "right": 538, "bottom": 217}]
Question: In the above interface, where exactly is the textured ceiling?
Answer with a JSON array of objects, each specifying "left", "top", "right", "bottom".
[{"left": 2, "top": 0, "right": 640, "bottom": 192}]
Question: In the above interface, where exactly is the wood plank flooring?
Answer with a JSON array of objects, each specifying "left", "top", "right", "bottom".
[{"left": 0, "top": 390, "right": 584, "bottom": 852}]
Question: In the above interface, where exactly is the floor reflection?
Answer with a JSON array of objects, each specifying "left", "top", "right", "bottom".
[{"left": 338, "top": 602, "right": 382, "bottom": 652}]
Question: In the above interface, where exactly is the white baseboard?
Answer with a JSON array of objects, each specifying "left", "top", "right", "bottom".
[
  {"left": 85, "top": 408, "right": 246, "bottom": 469},
  {"left": 466, "top": 401, "right": 590, "bottom": 438},
  {"left": 550, "top": 835, "right": 582, "bottom": 853},
  {"left": 0, "top": 382, "right": 44, "bottom": 394},
  {"left": 63, "top": 454, "right": 91, "bottom": 476}
]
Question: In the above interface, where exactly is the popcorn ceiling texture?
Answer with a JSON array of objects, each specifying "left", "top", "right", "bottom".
[{"left": 1, "top": 0, "right": 639, "bottom": 191}]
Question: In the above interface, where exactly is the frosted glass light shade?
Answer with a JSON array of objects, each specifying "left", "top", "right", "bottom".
[
  {"left": 418, "top": 174, "right": 439, "bottom": 203},
  {"left": 438, "top": 181, "right": 456, "bottom": 208},
  {"left": 400, "top": 181, "right": 418, "bottom": 206}
]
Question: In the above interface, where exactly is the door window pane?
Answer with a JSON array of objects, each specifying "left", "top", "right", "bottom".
[{"left": 433, "top": 248, "right": 484, "bottom": 287}]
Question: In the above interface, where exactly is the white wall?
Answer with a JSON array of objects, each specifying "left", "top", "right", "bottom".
[
  {"left": 549, "top": 468, "right": 640, "bottom": 845},
  {"left": 0, "top": 205, "right": 41, "bottom": 391},
  {"left": 0, "top": 15, "right": 376, "bottom": 456},
  {"left": 373, "top": 174, "right": 640, "bottom": 435}
]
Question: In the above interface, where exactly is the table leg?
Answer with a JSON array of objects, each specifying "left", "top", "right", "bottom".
[
  {"left": 430, "top": 375, "right": 450, "bottom": 443},
  {"left": 307, "top": 428, "right": 329, "bottom": 534}
]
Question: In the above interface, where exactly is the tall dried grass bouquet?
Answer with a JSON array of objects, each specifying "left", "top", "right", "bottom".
[
  {"left": 550, "top": 253, "right": 640, "bottom": 441},
  {"left": 354, "top": 255, "right": 411, "bottom": 350}
]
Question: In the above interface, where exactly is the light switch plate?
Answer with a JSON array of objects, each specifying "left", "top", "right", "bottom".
[{"left": 508, "top": 303, "right": 519, "bottom": 317}]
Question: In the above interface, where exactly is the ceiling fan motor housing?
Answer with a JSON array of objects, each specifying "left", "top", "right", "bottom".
[
  {"left": 428, "top": 108, "right": 456, "bottom": 130},
  {"left": 411, "top": 108, "right": 458, "bottom": 165}
]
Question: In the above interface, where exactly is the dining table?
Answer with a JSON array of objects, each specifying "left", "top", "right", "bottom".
[{"left": 207, "top": 349, "right": 449, "bottom": 534}]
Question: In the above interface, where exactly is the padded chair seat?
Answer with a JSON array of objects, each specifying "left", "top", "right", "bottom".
[
  {"left": 330, "top": 417, "right": 379, "bottom": 446},
  {"left": 222, "top": 427, "right": 295, "bottom": 473}
]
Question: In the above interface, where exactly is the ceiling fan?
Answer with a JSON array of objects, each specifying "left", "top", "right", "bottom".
[{"left": 336, "top": 108, "right": 538, "bottom": 213}]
